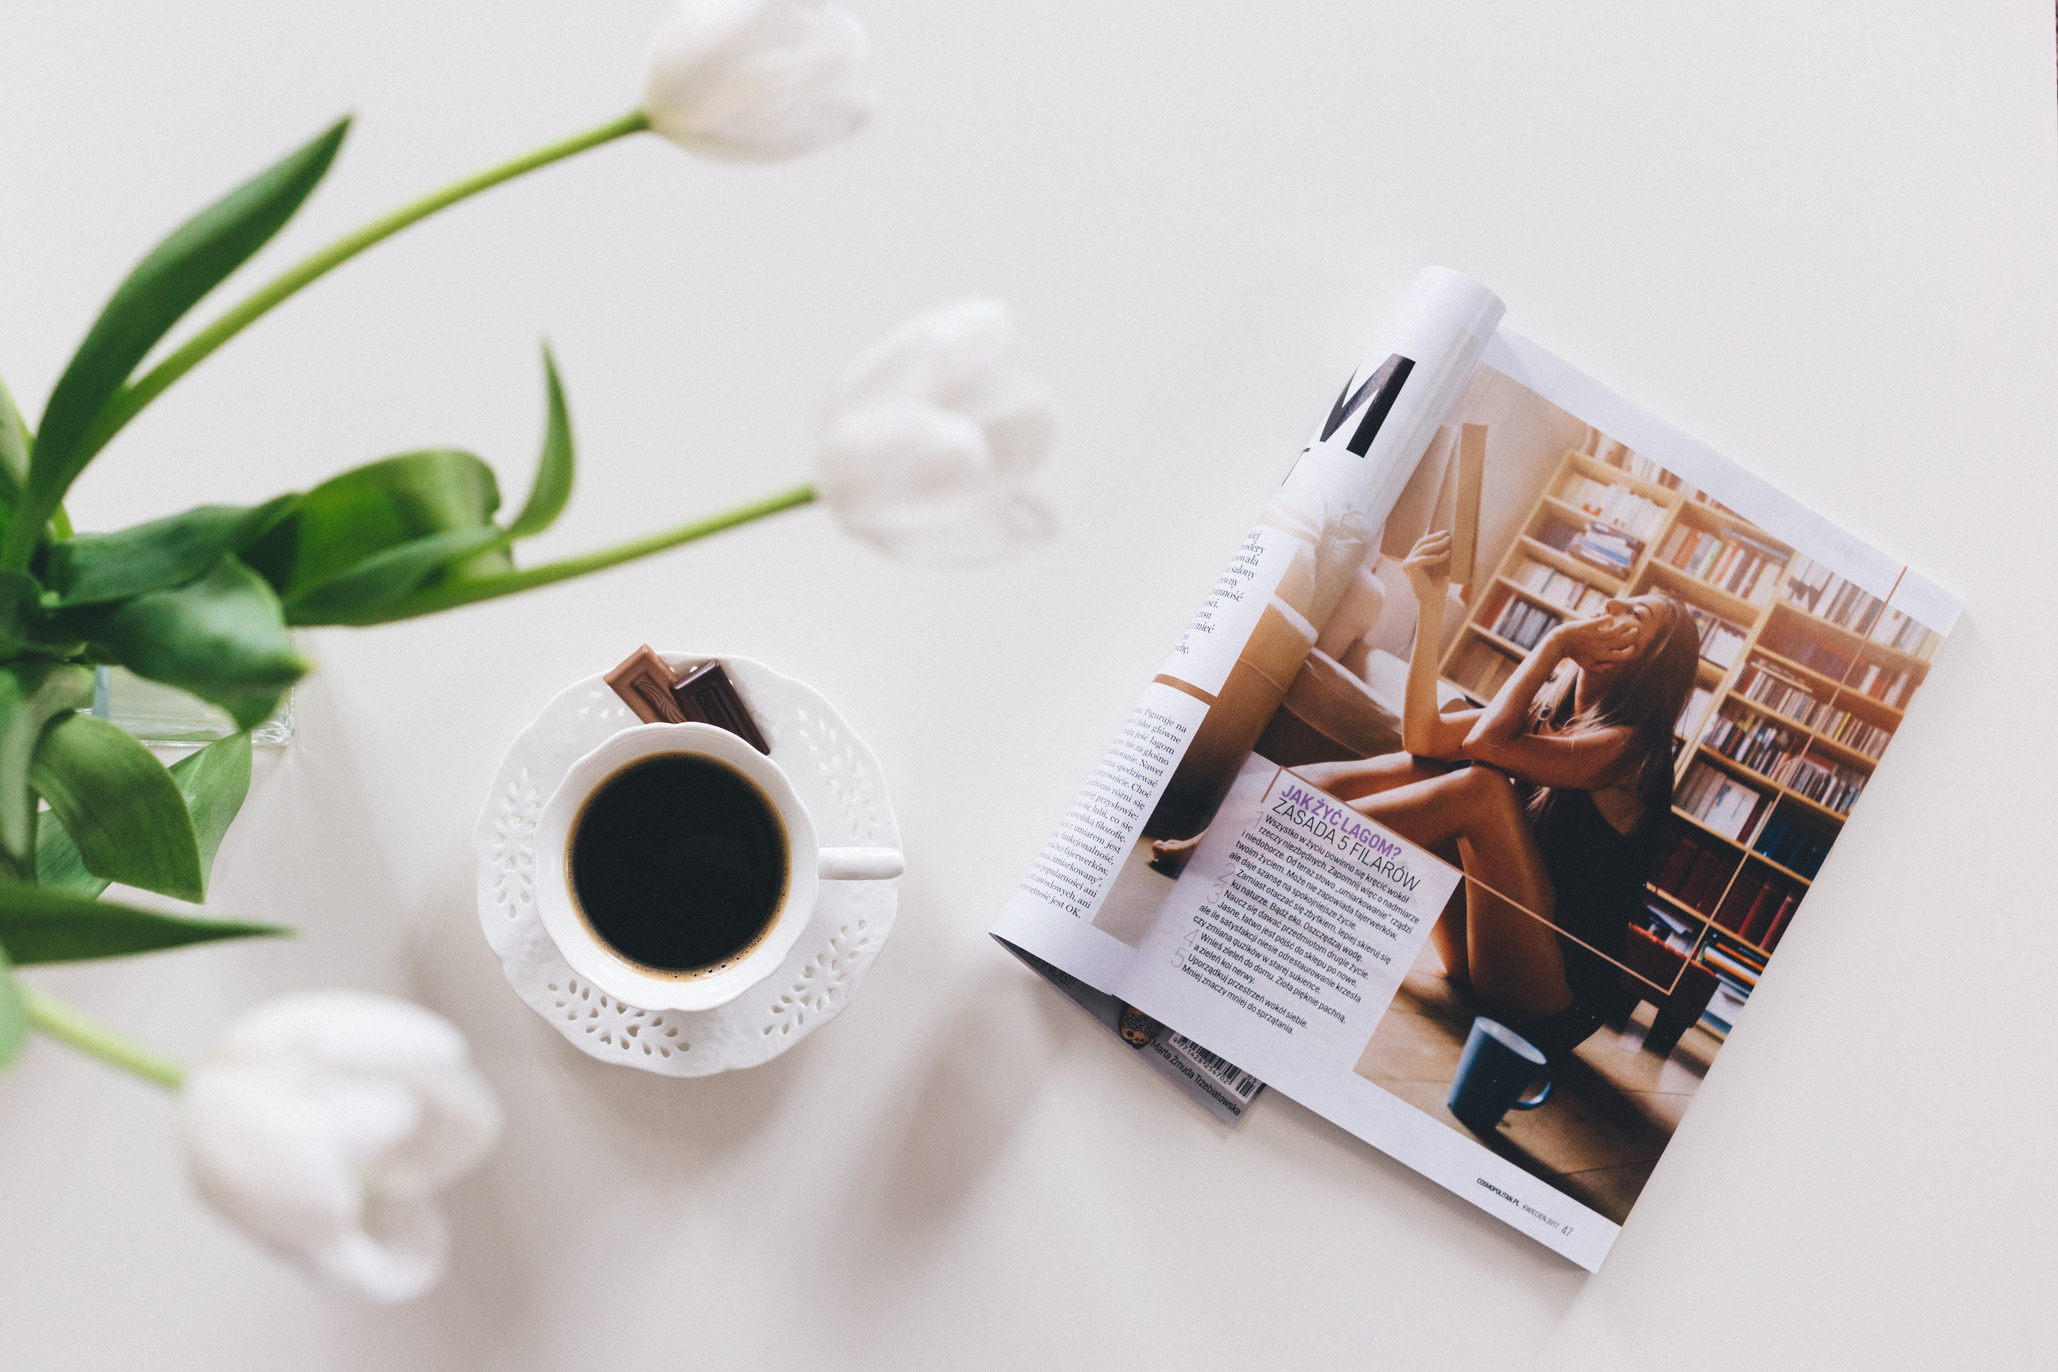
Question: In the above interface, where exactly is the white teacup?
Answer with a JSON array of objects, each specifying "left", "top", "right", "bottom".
[{"left": 534, "top": 722, "right": 903, "bottom": 1012}]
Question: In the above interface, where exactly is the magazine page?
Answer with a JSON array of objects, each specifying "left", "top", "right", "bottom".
[
  {"left": 1070, "top": 313, "right": 1959, "bottom": 1268},
  {"left": 990, "top": 267, "right": 1506, "bottom": 1117}
]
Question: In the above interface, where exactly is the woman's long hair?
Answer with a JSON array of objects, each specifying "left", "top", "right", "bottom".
[{"left": 1524, "top": 594, "right": 1700, "bottom": 827}]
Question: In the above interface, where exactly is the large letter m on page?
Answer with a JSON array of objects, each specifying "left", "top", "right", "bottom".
[{"left": 1319, "top": 353, "right": 1415, "bottom": 457}]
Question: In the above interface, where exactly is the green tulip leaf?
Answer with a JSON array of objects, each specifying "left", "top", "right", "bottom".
[
  {"left": 30, "top": 808, "right": 100, "bottom": 901},
  {"left": 170, "top": 729, "right": 253, "bottom": 892},
  {"left": 0, "top": 571, "right": 43, "bottom": 659},
  {"left": 31, "top": 712, "right": 203, "bottom": 902},
  {"left": 0, "top": 943, "right": 26, "bottom": 1066},
  {"left": 441, "top": 543, "right": 517, "bottom": 585},
  {"left": 34, "top": 728, "right": 252, "bottom": 903},
  {"left": 43, "top": 496, "right": 298, "bottom": 606},
  {"left": 0, "top": 878, "right": 284, "bottom": 964},
  {"left": 243, "top": 449, "right": 503, "bottom": 598},
  {"left": 0, "top": 664, "right": 97, "bottom": 875},
  {"left": 506, "top": 346, "right": 575, "bottom": 541},
  {"left": 0, "top": 371, "right": 29, "bottom": 517},
  {"left": 76, "top": 556, "right": 307, "bottom": 731},
  {"left": 282, "top": 523, "right": 507, "bottom": 624},
  {"left": 9, "top": 120, "right": 349, "bottom": 567}
]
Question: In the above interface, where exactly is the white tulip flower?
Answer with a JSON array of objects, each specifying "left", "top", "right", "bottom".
[
  {"left": 817, "top": 298, "right": 1057, "bottom": 560},
  {"left": 641, "top": 0, "right": 876, "bottom": 161},
  {"left": 177, "top": 991, "right": 502, "bottom": 1303}
]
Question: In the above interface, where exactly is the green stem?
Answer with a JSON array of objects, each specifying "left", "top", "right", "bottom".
[
  {"left": 330, "top": 483, "right": 819, "bottom": 625},
  {"left": 86, "top": 110, "right": 653, "bottom": 458},
  {"left": 20, "top": 983, "right": 186, "bottom": 1089}
]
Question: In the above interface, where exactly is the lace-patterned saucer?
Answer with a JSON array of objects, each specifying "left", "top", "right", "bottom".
[{"left": 474, "top": 654, "right": 900, "bottom": 1075}]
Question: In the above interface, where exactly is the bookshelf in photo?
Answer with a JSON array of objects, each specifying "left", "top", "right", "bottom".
[{"left": 1438, "top": 447, "right": 1941, "bottom": 1036}]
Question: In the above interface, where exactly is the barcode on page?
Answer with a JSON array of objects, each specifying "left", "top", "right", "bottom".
[{"left": 1169, "top": 1035, "right": 1262, "bottom": 1099}]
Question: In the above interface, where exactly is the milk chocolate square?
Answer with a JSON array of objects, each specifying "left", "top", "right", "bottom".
[{"left": 604, "top": 645, "right": 688, "bottom": 724}]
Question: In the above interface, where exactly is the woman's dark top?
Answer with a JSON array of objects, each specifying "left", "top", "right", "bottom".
[{"left": 1528, "top": 786, "right": 1660, "bottom": 1011}]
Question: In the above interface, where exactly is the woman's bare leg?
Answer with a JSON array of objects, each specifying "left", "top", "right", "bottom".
[
  {"left": 1345, "top": 766, "right": 1575, "bottom": 1020},
  {"left": 1296, "top": 754, "right": 1474, "bottom": 993},
  {"left": 1292, "top": 751, "right": 1455, "bottom": 802},
  {"left": 1426, "top": 858, "right": 1471, "bottom": 995}
]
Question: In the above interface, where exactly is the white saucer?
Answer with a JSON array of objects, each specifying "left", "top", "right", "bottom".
[{"left": 473, "top": 653, "right": 901, "bottom": 1075}]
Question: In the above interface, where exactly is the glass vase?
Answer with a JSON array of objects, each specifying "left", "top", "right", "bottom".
[{"left": 90, "top": 666, "right": 295, "bottom": 746}]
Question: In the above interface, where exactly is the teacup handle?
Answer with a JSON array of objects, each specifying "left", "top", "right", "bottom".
[
  {"left": 1510, "top": 1066, "right": 1553, "bottom": 1111},
  {"left": 817, "top": 846, "right": 905, "bottom": 880}
]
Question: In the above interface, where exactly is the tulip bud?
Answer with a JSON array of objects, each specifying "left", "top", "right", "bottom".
[
  {"left": 177, "top": 991, "right": 501, "bottom": 1302},
  {"left": 641, "top": 0, "right": 876, "bottom": 161},
  {"left": 817, "top": 298, "right": 1057, "bottom": 561}
]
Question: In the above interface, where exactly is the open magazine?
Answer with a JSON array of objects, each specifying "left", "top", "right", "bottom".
[{"left": 991, "top": 268, "right": 1959, "bottom": 1270}]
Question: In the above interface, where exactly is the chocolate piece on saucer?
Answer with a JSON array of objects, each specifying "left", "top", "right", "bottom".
[
  {"left": 671, "top": 660, "right": 771, "bottom": 755},
  {"left": 604, "top": 645, "right": 688, "bottom": 724}
]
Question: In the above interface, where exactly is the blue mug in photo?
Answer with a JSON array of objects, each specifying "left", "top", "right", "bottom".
[{"left": 1447, "top": 1017, "right": 1552, "bottom": 1133}]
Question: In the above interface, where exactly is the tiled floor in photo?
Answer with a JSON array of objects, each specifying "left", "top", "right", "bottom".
[{"left": 1355, "top": 950, "right": 1719, "bottom": 1225}]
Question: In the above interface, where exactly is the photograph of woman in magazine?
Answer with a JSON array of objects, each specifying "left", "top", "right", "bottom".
[{"left": 1296, "top": 529, "right": 1699, "bottom": 1058}]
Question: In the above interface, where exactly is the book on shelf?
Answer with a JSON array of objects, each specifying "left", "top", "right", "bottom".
[
  {"left": 1774, "top": 753, "right": 1867, "bottom": 815},
  {"left": 1846, "top": 660, "right": 1920, "bottom": 708},
  {"left": 1683, "top": 605, "right": 1748, "bottom": 669},
  {"left": 1817, "top": 711, "right": 1891, "bottom": 759},
  {"left": 1718, "top": 932, "right": 1771, "bottom": 976},
  {"left": 1708, "top": 924, "right": 1768, "bottom": 965},
  {"left": 1675, "top": 685, "right": 1715, "bottom": 741},
  {"left": 1611, "top": 450, "right": 1686, "bottom": 490},
  {"left": 1763, "top": 892, "right": 1803, "bottom": 950},
  {"left": 1677, "top": 847, "right": 1732, "bottom": 913},
  {"left": 1731, "top": 661, "right": 1894, "bottom": 758},
  {"left": 1760, "top": 631, "right": 1922, "bottom": 708},
  {"left": 1735, "top": 660, "right": 1820, "bottom": 720},
  {"left": 1509, "top": 554, "right": 1607, "bottom": 612},
  {"left": 1737, "top": 879, "right": 1790, "bottom": 945},
  {"left": 1649, "top": 827, "right": 1808, "bottom": 932},
  {"left": 1654, "top": 831, "right": 1702, "bottom": 891},
  {"left": 1490, "top": 597, "right": 1561, "bottom": 650},
  {"left": 1865, "top": 605, "right": 1942, "bottom": 660},
  {"left": 1711, "top": 870, "right": 1764, "bottom": 934},
  {"left": 1699, "top": 942, "right": 1765, "bottom": 985},
  {"left": 1781, "top": 555, "right": 1945, "bottom": 661},
  {"left": 991, "top": 267, "right": 1958, "bottom": 1271},
  {"left": 1752, "top": 810, "right": 1830, "bottom": 878},
  {"left": 1677, "top": 760, "right": 1772, "bottom": 840},
  {"left": 1702, "top": 978, "right": 1750, "bottom": 1034},
  {"left": 1541, "top": 518, "right": 1644, "bottom": 577},
  {"left": 1695, "top": 870, "right": 1805, "bottom": 949},
  {"left": 1655, "top": 523, "right": 1787, "bottom": 604},
  {"left": 1638, "top": 899, "right": 1699, "bottom": 954},
  {"left": 1763, "top": 634, "right": 1850, "bottom": 679},
  {"left": 1449, "top": 639, "right": 1517, "bottom": 698},
  {"left": 1560, "top": 472, "right": 1668, "bottom": 540},
  {"left": 1702, "top": 708, "right": 1807, "bottom": 777},
  {"left": 1782, "top": 553, "right": 1882, "bottom": 631}
]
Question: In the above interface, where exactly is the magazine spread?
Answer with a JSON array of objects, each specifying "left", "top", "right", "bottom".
[{"left": 991, "top": 268, "right": 1961, "bottom": 1270}]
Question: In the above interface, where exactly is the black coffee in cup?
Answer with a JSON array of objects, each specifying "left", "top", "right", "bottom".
[{"left": 569, "top": 754, "right": 789, "bottom": 974}]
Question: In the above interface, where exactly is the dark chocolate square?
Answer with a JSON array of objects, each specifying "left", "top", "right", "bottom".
[{"left": 670, "top": 660, "right": 771, "bottom": 755}]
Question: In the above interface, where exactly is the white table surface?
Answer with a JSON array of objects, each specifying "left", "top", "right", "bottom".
[{"left": 3, "top": 2, "right": 2052, "bottom": 1367}]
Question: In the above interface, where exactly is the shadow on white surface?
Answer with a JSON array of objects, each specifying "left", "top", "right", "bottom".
[{"left": 850, "top": 965, "right": 1075, "bottom": 1238}]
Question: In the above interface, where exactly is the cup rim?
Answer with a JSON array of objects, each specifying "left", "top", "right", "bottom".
[
  {"left": 533, "top": 722, "right": 820, "bottom": 1013},
  {"left": 1469, "top": 1016, "right": 1547, "bottom": 1066}
]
